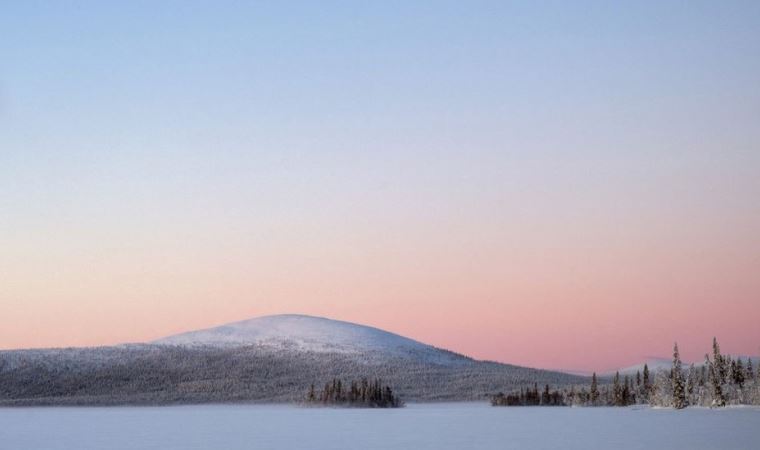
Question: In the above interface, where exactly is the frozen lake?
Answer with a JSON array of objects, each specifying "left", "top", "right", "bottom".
[{"left": 1, "top": 403, "right": 757, "bottom": 450}]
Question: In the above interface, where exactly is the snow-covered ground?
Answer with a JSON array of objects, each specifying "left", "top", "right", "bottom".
[{"left": 1, "top": 403, "right": 757, "bottom": 450}]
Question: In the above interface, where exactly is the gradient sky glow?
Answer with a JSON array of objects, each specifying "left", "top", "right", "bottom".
[{"left": 2, "top": 1, "right": 760, "bottom": 372}]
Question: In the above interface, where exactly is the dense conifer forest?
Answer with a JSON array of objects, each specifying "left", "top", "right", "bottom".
[
  {"left": 0, "top": 344, "right": 583, "bottom": 405},
  {"left": 304, "top": 378, "right": 403, "bottom": 408},
  {"left": 491, "top": 338, "right": 760, "bottom": 408}
]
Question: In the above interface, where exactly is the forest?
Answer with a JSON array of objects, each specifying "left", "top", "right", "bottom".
[
  {"left": 0, "top": 344, "right": 583, "bottom": 406},
  {"left": 491, "top": 338, "right": 760, "bottom": 408}
]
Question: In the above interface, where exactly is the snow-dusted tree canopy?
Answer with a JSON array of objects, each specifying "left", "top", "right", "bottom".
[{"left": 0, "top": 344, "right": 584, "bottom": 406}]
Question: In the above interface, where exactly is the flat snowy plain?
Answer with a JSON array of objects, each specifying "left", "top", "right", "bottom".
[{"left": 1, "top": 403, "right": 757, "bottom": 450}]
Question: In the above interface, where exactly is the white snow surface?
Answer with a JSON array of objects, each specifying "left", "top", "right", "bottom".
[
  {"left": 152, "top": 314, "right": 442, "bottom": 357},
  {"left": 1, "top": 403, "right": 757, "bottom": 450}
]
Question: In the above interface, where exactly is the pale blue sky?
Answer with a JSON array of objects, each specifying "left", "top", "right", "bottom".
[{"left": 3, "top": 1, "right": 759, "bottom": 228}]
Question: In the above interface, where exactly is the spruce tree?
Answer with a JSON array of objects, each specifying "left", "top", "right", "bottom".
[
  {"left": 706, "top": 353, "right": 726, "bottom": 407},
  {"left": 712, "top": 337, "right": 725, "bottom": 384},
  {"left": 542, "top": 384, "right": 550, "bottom": 405},
  {"left": 735, "top": 359, "right": 745, "bottom": 387},
  {"left": 590, "top": 372, "right": 599, "bottom": 406},
  {"left": 613, "top": 372, "right": 622, "bottom": 406},
  {"left": 671, "top": 343, "right": 687, "bottom": 409},
  {"left": 746, "top": 358, "right": 755, "bottom": 381},
  {"left": 642, "top": 363, "right": 650, "bottom": 402},
  {"left": 686, "top": 364, "right": 696, "bottom": 399},
  {"left": 642, "top": 364, "right": 650, "bottom": 388},
  {"left": 728, "top": 359, "right": 737, "bottom": 385}
]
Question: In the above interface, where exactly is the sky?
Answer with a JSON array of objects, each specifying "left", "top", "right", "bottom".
[{"left": 1, "top": 1, "right": 759, "bottom": 373}]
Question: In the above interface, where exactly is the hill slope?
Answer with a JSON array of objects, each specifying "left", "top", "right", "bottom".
[{"left": 0, "top": 315, "right": 587, "bottom": 406}]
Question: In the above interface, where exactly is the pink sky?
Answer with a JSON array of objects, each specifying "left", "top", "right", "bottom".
[{"left": 2, "top": 189, "right": 759, "bottom": 373}]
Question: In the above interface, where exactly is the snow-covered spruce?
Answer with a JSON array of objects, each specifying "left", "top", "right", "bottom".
[{"left": 671, "top": 343, "right": 687, "bottom": 409}]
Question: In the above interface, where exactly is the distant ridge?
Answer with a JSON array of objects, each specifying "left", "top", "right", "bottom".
[{"left": 606, "top": 355, "right": 760, "bottom": 377}]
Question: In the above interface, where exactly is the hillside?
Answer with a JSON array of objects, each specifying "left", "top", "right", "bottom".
[{"left": 0, "top": 315, "right": 586, "bottom": 406}]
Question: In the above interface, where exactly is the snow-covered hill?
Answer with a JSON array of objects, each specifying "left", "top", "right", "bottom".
[
  {"left": 153, "top": 314, "right": 466, "bottom": 363},
  {"left": 0, "top": 314, "right": 591, "bottom": 405}
]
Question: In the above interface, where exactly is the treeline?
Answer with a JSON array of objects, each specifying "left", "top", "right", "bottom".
[
  {"left": 305, "top": 378, "right": 403, "bottom": 408},
  {"left": 491, "top": 338, "right": 760, "bottom": 408}
]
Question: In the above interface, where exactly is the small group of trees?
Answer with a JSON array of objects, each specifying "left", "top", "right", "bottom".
[
  {"left": 561, "top": 370, "right": 643, "bottom": 407},
  {"left": 305, "top": 378, "right": 403, "bottom": 408},
  {"left": 589, "top": 339, "right": 759, "bottom": 408},
  {"left": 651, "top": 338, "right": 759, "bottom": 408},
  {"left": 491, "top": 338, "right": 759, "bottom": 409},
  {"left": 491, "top": 383, "right": 565, "bottom": 406}
]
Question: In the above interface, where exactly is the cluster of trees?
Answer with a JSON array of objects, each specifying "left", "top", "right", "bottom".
[
  {"left": 568, "top": 369, "right": 648, "bottom": 407},
  {"left": 493, "top": 367, "right": 653, "bottom": 407},
  {"left": 305, "top": 378, "right": 403, "bottom": 408},
  {"left": 491, "top": 383, "right": 565, "bottom": 406},
  {"left": 648, "top": 338, "right": 760, "bottom": 408},
  {"left": 491, "top": 338, "right": 760, "bottom": 409}
]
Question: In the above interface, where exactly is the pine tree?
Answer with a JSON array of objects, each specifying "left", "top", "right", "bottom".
[
  {"left": 590, "top": 372, "right": 599, "bottom": 406},
  {"left": 671, "top": 343, "right": 687, "bottom": 409}
]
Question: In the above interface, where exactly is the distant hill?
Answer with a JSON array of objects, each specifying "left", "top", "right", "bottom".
[
  {"left": 0, "top": 315, "right": 586, "bottom": 406},
  {"left": 606, "top": 355, "right": 760, "bottom": 377},
  {"left": 604, "top": 358, "right": 673, "bottom": 377}
]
